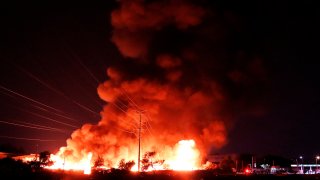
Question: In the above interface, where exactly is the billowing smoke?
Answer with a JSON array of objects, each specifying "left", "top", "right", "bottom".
[
  {"left": 55, "top": 0, "right": 266, "bottom": 168},
  {"left": 111, "top": 0, "right": 205, "bottom": 59}
]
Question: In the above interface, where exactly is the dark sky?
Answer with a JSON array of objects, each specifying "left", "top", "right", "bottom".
[{"left": 0, "top": 0, "right": 319, "bottom": 161}]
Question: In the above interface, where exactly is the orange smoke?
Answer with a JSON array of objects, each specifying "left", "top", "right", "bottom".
[
  {"left": 48, "top": 0, "right": 233, "bottom": 174},
  {"left": 48, "top": 63, "right": 229, "bottom": 173}
]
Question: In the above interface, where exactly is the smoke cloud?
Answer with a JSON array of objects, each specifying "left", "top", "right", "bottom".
[
  {"left": 111, "top": 0, "right": 205, "bottom": 59},
  {"left": 56, "top": 0, "right": 267, "bottom": 167}
]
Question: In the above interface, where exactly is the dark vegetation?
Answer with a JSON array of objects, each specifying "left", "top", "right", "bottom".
[
  {"left": 0, "top": 156, "right": 320, "bottom": 179},
  {"left": 92, "top": 170, "right": 320, "bottom": 180},
  {"left": 0, "top": 149, "right": 56, "bottom": 179},
  {"left": 118, "top": 159, "right": 135, "bottom": 171},
  {"left": 0, "top": 146, "right": 313, "bottom": 179},
  {"left": 0, "top": 157, "right": 61, "bottom": 179}
]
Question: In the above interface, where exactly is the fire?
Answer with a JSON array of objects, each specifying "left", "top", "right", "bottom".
[
  {"left": 167, "top": 140, "right": 200, "bottom": 171},
  {"left": 46, "top": 139, "right": 201, "bottom": 174},
  {"left": 46, "top": 152, "right": 93, "bottom": 175},
  {"left": 84, "top": 152, "right": 93, "bottom": 174},
  {"left": 38, "top": 0, "right": 235, "bottom": 176}
]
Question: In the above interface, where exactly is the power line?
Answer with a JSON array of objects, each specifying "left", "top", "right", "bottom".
[
  {"left": 4, "top": 102, "right": 81, "bottom": 128},
  {"left": 0, "top": 85, "right": 65, "bottom": 114},
  {"left": 119, "top": 88, "right": 141, "bottom": 111},
  {"left": 0, "top": 87, "right": 80, "bottom": 123},
  {"left": 110, "top": 101, "right": 127, "bottom": 114},
  {"left": 71, "top": 51, "right": 101, "bottom": 84},
  {"left": 144, "top": 113, "right": 155, "bottom": 132},
  {"left": 0, "top": 120, "right": 68, "bottom": 133},
  {"left": 0, "top": 135, "right": 59, "bottom": 142},
  {"left": 12, "top": 65, "right": 100, "bottom": 117},
  {"left": 61, "top": 37, "right": 102, "bottom": 84},
  {"left": 107, "top": 108, "right": 138, "bottom": 130},
  {"left": 15, "top": 120, "right": 70, "bottom": 132},
  {"left": 20, "top": 109, "right": 78, "bottom": 128},
  {"left": 108, "top": 99, "right": 140, "bottom": 128},
  {"left": 61, "top": 42, "right": 105, "bottom": 108},
  {"left": 28, "top": 104, "right": 79, "bottom": 123},
  {"left": 115, "top": 94, "right": 153, "bottom": 138},
  {"left": 114, "top": 126, "right": 136, "bottom": 135},
  {"left": 115, "top": 97, "right": 129, "bottom": 109}
]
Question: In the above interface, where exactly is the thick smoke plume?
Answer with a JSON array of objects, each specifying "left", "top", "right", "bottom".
[{"left": 56, "top": 0, "right": 266, "bottom": 167}]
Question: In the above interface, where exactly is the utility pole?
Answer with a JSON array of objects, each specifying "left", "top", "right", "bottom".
[
  {"left": 251, "top": 156, "right": 254, "bottom": 170},
  {"left": 36, "top": 144, "right": 39, "bottom": 162},
  {"left": 236, "top": 160, "right": 238, "bottom": 172},
  {"left": 241, "top": 160, "right": 243, "bottom": 171},
  {"left": 138, "top": 111, "right": 142, "bottom": 172}
]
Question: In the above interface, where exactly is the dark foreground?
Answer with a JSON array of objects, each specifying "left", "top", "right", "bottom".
[{"left": 2, "top": 169, "right": 320, "bottom": 180}]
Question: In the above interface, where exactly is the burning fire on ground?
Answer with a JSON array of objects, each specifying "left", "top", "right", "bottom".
[{"left": 44, "top": 139, "right": 201, "bottom": 174}]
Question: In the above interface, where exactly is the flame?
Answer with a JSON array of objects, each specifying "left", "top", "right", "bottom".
[
  {"left": 36, "top": 0, "right": 266, "bottom": 175},
  {"left": 84, "top": 152, "right": 93, "bottom": 174},
  {"left": 46, "top": 152, "right": 93, "bottom": 175},
  {"left": 13, "top": 154, "right": 37, "bottom": 163},
  {"left": 43, "top": 1, "right": 229, "bottom": 175},
  {"left": 167, "top": 140, "right": 200, "bottom": 170},
  {"left": 44, "top": 139, "right": 201, "bottom": 174},
  {"left": 37, "top": 3, "right": 228, "bottom": 174}
]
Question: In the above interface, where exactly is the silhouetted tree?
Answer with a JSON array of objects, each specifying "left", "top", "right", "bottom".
[
  {"left": 141, "top": 151, "right": 164, "bottom": 171},
  {"left": 39, "top": 151, "right": 53, "bottom": 167},
  {"left": 29, "top": 151, "right": 53, "bottom": 169},
  {"left": 118, "top": 159, "right": 135, "bottom": 171},
  {"left": 94, "top": 156, "right": 104, "bottom": 168}
]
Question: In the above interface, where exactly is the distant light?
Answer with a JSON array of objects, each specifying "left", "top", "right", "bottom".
[
  {"left": 316, "top": 156, "right": 320, "bottom": 160},
  {"left": 245, "top": 168, "right": 251, "bottom": 174},
  {"left": 300, "top": 156, "right": 303, "bottom": 159}
]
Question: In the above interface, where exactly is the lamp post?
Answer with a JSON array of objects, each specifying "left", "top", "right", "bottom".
[
  {"left": 316, "top": 156, "right": 320, "bottom": 174},
  {"left": 300, "top": 156, "right": 304, "bottom": 174}
]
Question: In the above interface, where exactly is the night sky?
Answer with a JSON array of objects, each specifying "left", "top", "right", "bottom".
[{"left": 1, "top": 0, "right": 319, "bottom": 160}]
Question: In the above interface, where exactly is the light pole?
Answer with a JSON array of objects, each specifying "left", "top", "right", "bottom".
[
  {"left": 316, "top": 156, "right": 320, "bottom": 174},
  {"left": 300, "top": 156, "right": 304, "bottom": 174}
]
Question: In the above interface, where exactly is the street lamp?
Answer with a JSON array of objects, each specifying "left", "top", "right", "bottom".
[
  {"left": 300, "top": 156, "right": 304, "bottom": 174},
  {"left": 316, "top": 156, "right": 320, "bottom": 174}
]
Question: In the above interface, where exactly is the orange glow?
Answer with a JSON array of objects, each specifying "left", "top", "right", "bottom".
[
  {"left": 84, "top": 152, "right": 93, "bottom": 174},
  {"left": 167, "top": 140, "right": 200, "bottom": 170},
  {"left": 44, "top": 139, "right": 201, "bottom": 174},
  {"left": 13, "top": 154, "right": 37, "bottom": 162},
  {"left": 46, "top": 152, "right": 93, "bottom": 175}
]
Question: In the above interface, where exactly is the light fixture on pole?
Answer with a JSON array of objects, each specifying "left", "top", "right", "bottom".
[
  {"left": 316, "top": 156, "right": 320, "bottom": 174},
  {"left": 299, "top": 156, "right": 303, "bottom": 173}
]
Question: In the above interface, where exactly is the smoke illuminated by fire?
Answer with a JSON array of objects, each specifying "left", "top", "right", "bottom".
[{"left": 44, "top": 0, "right": 266, "bottom": 174}]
